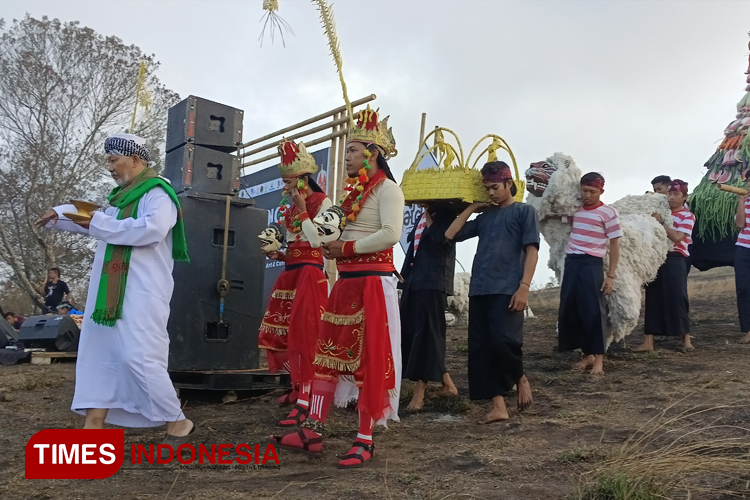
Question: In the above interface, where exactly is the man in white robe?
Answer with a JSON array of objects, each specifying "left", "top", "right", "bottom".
[{"left": 36, "top": 134, "right": 194, "bottom": 443}]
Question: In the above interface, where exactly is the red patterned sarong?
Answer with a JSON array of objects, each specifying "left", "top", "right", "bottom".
[
  {"left": 258, "top": 242, "right": 328, "bottom": 382},
  {"left": 313, "top": 250, "right": 396, "bottom": 421}
]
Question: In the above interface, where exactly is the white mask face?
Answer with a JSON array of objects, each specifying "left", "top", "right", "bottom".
[
  {"left": 258, "top": 225, "right": 283, "bottom": 252},
  {"left": 312, "top": 207, "right": 347, "bottom": 243}
]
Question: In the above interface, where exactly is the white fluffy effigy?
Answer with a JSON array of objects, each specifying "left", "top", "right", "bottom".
[
  {"left": 444, "top": 272, "right": 535, "bottom": 326},
  {"left": 447, "top": 272, "right": 471, "bottom": 326},
  {"left": 526, "top": 153, "right": 672, "bottom": 348}
]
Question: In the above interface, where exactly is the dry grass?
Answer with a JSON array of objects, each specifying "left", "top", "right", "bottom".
[
  {"left": 572, "top": 396, "right": 750, "bottom": 499},
  {"left": 688, "top": 277, "right": 735, "bottom": 297},
  {"left": 6, "top": 371, "right": 64, "bottom": 391}
]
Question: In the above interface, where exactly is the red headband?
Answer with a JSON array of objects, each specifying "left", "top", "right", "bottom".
[
  {"left": 668, "top": 179, "right": 688, "bottom": 194},
  {"left": 581, "top": 178, "right": 605, "bottom": 190},
  {"left": 482, "top": 168, "right": 513, "bottom": 184}
]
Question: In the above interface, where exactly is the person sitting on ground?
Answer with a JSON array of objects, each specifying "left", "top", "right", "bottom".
[
  {"left": 40, "top": 267, "right": 71, "bottom": 314},
  {"left": 634, "top": 179, "right": 695, "bottom": 353}
]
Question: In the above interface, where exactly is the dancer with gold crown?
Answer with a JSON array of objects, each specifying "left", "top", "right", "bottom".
[
  {"left": 258, "top": 140, "right": 332, "bottom": 427},
  {"left": 272, "top": 107, "right": 404, "bottom": 469}
]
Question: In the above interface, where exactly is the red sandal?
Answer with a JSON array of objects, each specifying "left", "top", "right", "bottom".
[
  {"left": 336, "top": 441, "right": 374, "bottom": 469},
  {"left": 277, "top": 389, "right": 297, "bottom": 407},
  {"left": 278, "top": 404, "right": 308, "bottom": 427},
  {"left": 270, "top": 429, "right": 322, "bottom": 458}
]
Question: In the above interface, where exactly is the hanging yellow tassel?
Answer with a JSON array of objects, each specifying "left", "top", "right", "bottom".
[
  {"left": 259, "top": 0, "right": 294, "bottom": 47},
  {"left": 130, "top": 61, "right": 149, "bottom": 132}
]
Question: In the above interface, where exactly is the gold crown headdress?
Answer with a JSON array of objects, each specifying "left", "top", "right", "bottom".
[
  {"left": 277, "top": 139, "right": 319, "bottom": 177},
  {"left": 347, "top": 105, "right": 397, "bottom": 159}
]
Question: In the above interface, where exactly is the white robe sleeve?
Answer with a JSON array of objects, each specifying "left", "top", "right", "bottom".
[
  {"left": 88, "top": 188, "right": 177, "bottom": 247},
  {"left": 301, "top": 197, "right": 333, "bottom": 248},
  {"left": 46, "top": 204, "right": 90, "bottom": 234},
  {"left": 354, "top": 182, "right": 405, "bottom": 255}
]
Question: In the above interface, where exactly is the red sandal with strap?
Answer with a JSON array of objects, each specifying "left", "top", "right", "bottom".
[
  {"left": 270, "top": 429, "right": 322, "bottom": 457},
  {"left": 277, "top": 389, "right": 298, "bottom": 407},
  {"left": 278, "top": 404, "right": 308, "bottom": 427},
  {"left": 336, "top": 441, "right": 374, "bottom": 469}
]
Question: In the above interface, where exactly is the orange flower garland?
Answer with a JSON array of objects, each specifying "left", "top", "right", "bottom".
[{"left": 339, "top": 149, "right": 372, "bottom": 222}]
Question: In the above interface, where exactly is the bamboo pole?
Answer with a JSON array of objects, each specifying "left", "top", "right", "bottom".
[
  {"left": 419, "top": 113, "right": 426, "bottom": 149},
  {"left": 239, "top": 94, "right": 376, "bottom": 149},
  {"left": 241, "top": 128, "right": 349, "bottom": 169},
  {"left": 325, "top": 111, "right": 343, "bottom": 288},
  {"left": 334, "top": 116, "right": 347, "bottom": 207},
  {"left": 238, "top": 115, "right": 350, "bottom": 159},
  {"left": 328, "top": 112, "right": 342, "bottom": 200}
]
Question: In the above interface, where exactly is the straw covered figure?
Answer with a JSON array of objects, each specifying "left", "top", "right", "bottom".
[{"left": 525, "top": 153, "right": 673, "bottom": 348}]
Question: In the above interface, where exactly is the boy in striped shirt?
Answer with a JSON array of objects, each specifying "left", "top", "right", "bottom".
[
  {"left": 558, "top": 172, "right": 622, "bottom": 375},
  {"left": 735, "top": 185, "right": 750, "bottom": 344},
  {"left": 634, "top": 179, "right": 695, "bottom": 352}
]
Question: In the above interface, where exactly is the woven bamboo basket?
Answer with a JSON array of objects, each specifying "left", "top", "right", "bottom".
[
  {"left": 402, "top": 127, "right": 485, "bottom": 204},
  {"left": 466, "top": 134, "right": 524, "bottom": 203},
  {"left": 401, "top": 129, "right": 524, "bottom": 204}
]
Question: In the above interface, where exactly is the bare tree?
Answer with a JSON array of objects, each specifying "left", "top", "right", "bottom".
[{"left": 0, "top": 15, "right": 180, "bottom": 310}]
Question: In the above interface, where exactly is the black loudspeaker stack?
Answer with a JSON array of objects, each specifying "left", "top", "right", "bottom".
[
  {"left": 17, "top": 315, "right": 80, "bottom": 351},
  {"left": 166, "top": 96, "right": 243, "bottom": 195},
  {"left": 165, "top": 96, "right": 268, "bottom": 383}
]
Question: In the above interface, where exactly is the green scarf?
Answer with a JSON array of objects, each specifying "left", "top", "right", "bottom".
[{"left": 91, "top": 168, "right": 189, "bottom": 327}]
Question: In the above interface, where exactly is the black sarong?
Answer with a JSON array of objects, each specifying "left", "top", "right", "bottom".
[
  {"left": 558, "top": 254, "right": 607, "bottom": 355},
  {"left": 644, "top": 252, "right": 689, "bottom": 336},
  {"left": 736, "top": 245, "right": 750, "bottom": 333},
  {"left": 401, "top": 288, "right": 448, "bottom": 383},
  {"left": 467, "top": 294, "right": 524, "bottom": 400}
]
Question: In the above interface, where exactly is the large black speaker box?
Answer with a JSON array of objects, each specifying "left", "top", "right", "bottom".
[
  {"left": 165, "top": 143, "right": 240, "bottom": 196},
  {"left": 167, "top": 193, "right": 267, "bottom": 372},
  {"left": 18, "top": 315, "right": 80, "bottom": 351},
  {"left": 166, "top": 96, "right": 243, "bottom": 153}
]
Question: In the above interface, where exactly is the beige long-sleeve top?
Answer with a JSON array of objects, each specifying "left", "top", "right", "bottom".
[
  {"left": 341, "top": 178, "right": 405, "bottom": 255},
  {"left": 296, "top": 196, "right": 333, "bottom": 248}
]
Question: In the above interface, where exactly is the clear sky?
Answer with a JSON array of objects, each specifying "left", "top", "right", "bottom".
[{"left": 2, "top": 0, "right": 749, "bottom": 287}]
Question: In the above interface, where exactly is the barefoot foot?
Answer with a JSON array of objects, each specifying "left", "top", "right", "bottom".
[
  {"left": 573, "top": 355, "right": 595, "bottom": 371},
  {"left": 631, "top": 343, "right": 654, "bottom": 353},
  {"left": 740, "top": 332, "right": 750, "bottom": 344},
  {"left": 680, "top": 335, "right": 695, "bottom": 352},
  {"left": 406, "top": 380, "right": 427, "bottom": 411},
  {"left": 434, "top": 374, "right": 458, "bottom": 398},
  {"left": 517, "top": 376, "right": 533, "bottom": 411},
  {"left": 477, "top": 396, "right": 509, "bottom": 424},
  {"left": 406, "top": 397, "right": 424, "bottom": 411},
  {"left": 589, "top": 355, "right": 604, "bottom": 375}
]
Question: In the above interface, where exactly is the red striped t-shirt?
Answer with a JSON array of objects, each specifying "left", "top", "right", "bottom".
[
  {"left": 737, "top": 197, "right": 750, "bottom": 249},
  {"left": 565, "top": 203, "right": 623, "bottom": 258},
  {"left": 412, "top": 212, "right": 427, "bottom": 256},
  {"left": 671, "top": 209, "right": 695, "bottom": 257}
]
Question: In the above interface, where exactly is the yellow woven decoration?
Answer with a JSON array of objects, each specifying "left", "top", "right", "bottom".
[
  {"left": 467, "top": 134, "right": 525, "bottom": 203},
  {"left": 401, "top": 130, "right": 524, "bottom": 204},
  {"left": 401, "top": 127, "right": 489, "bottom": 204}
]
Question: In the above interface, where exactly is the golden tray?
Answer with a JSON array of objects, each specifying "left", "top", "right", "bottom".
[{"left": 62, "top": 199, "right": 101, "bottom": 221}]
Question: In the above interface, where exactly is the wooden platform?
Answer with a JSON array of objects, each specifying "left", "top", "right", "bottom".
[{"left": 30, "top": 351, "right": 77, "bottom": 365}]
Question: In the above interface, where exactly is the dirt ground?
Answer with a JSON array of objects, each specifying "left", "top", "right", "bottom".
[{"left": 0, "top": 267, "right": 747, "bottom": 500}]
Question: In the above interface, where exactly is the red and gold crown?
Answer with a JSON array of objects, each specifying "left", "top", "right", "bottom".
[
  {"left": 347, "top": 105, "right": 397, "bottom": 159},
  {"left": 277, "top": 139, "right": 319, "bottom": 177}
]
